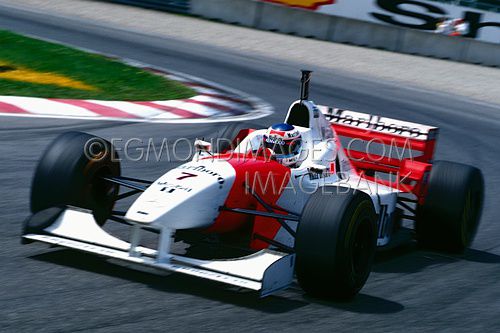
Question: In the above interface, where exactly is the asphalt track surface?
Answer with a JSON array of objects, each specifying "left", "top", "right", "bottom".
[{"left": 1, "top": 5, "right": 500, "bottom": 332}]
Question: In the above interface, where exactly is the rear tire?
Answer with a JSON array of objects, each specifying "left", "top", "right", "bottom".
[
  {"left": 416, "top": 161, "right": 484, "bottom": 252},
  {"left": 295, "top": 188, "right": 377, "bottom": 299},
  {"left": 30, "top": 131, "right": 120, "bottom": 226}
]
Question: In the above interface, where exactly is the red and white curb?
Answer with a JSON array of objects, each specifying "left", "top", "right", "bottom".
[{"left": 0, "top": 60, "right": 273, "bottom": 124}]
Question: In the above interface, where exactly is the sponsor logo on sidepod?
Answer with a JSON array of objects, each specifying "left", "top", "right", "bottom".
[{"left": 177, "top": 165, "right": 225, "bottom": 185}]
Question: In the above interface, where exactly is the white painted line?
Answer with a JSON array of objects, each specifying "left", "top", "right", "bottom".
[
  {"left": 0, "top": 109, "right": 271, "bottom": 123},
  {"left": 188, "top": 87, "right": 227, "bottom": 96},
  {"left": 189, "top": 95, "right": 250, "bottom": 109}
]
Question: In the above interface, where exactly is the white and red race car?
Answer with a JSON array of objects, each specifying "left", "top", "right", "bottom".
[{"left": 22, "top": 71, "right": 484, "bottom": 299}]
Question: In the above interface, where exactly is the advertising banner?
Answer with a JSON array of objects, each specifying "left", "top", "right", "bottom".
[{"left": 263, "top": 0, "right": 500, "bottom": 43}]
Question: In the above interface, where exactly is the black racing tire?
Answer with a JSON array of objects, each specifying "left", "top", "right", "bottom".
[
  {"left": 295, "top": 188, "right": 377, "bottom": 300},
  {"left": 416, "top": 161, "right": 484, "bottom": 253},
  {"left": 30, "top": 131, "right": 120, "bottom": 226}
]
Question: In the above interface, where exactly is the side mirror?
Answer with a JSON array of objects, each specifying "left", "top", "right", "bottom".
[
  {"left": 308, "top": 164, "right": 326, "bottom": 175},
  {"left": 194, "top": 139, "right": 212, "bottom": 152}
]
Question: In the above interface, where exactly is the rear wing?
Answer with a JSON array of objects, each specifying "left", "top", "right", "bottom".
[
  {"left": 318, "top": 106, "right": 439, "bottom": 198},
  {"left": 319, "top": 106, "right": 438, "bottom": 160}
]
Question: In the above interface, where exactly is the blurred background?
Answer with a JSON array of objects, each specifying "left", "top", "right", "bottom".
[{"left": 0, "top": 0, "right": 499, "bottom": 332}]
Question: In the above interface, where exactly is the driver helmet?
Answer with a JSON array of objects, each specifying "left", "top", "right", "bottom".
[{"left": 263, "top": 123, "right": 302, "bottom": 166}]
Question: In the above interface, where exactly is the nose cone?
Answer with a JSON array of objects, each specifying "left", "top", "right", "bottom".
[{"left": 126, "top": 159, "right": 235, "bottom": 229}]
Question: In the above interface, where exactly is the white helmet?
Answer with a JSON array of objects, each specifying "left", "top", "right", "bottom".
[{"left": 263, "top": 123, "right": 302, "bottom": 167}]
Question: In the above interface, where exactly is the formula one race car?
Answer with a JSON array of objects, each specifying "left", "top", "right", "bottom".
[{"left": 22, "top": 71, "right": 484, "bottom": 299}]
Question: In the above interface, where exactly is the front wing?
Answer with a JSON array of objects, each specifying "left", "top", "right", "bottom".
[{"left": 22, "top": 208, "right": 295, "bottom": 297}]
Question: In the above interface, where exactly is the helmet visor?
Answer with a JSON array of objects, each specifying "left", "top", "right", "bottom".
[{"left": 264, "top": 136, "right": 302, "bottom": 156}]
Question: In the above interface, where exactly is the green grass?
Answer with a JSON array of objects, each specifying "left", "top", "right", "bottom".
[{"left": 0, "top": 30, "right": 195, "bottom": 101}]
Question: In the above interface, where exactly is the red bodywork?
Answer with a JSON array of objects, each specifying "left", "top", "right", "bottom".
[
  {"left": 206, "top": 123, "right": 438, "bottom": 249},
  {"left": 204, "top": 150, "right": 291, "bottom": 250},
  {"left": 331, "top": 122, "right": 438, "bottom": 205}
]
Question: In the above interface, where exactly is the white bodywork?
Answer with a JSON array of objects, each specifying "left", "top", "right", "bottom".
[
  {"left": 126, "top": 159, "right": 235, "bottom": 228},
  {"left": 23, "top": 98, "right": 435, "bottom": 296},
  {"left": 24, "top": 208, "right": 294, "bottom": 297}
]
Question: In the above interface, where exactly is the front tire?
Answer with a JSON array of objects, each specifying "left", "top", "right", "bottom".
[
  {"left": 416, "top": 161, "right": 484, "bottom": 252},
  {"left": 295, "top": 188, "right": 377, "bottom": 299},
  {"left": 30, "top": 131, "right": 120, "bottom": 226}
]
